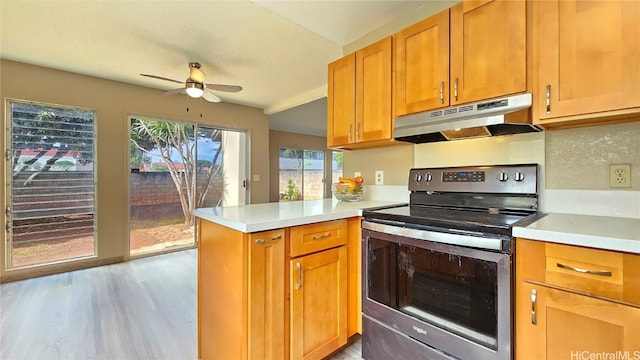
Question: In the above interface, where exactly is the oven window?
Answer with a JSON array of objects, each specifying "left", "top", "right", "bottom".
[{"left": 367, "top": 237, "right": 498, "bottom": 349}]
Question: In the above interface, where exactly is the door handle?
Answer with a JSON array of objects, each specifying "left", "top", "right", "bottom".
[
  {"left": 453, "top": 77, "right": 459, "bottom": 101},
  {"left": 531, "top": 289, "right": 537, "bottom": 325},
  {"left": 295, "top": 262, "right": 303, "bottom": 290},
  {"left": 545, "top": 85, "right": 551, "bottom": 114}
]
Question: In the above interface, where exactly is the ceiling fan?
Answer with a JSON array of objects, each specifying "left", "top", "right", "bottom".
[{"left": 141, "top": 62, "right": 242, "bottom": 103}]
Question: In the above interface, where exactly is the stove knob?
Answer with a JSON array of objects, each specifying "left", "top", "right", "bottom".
[
  {"left": 415, "top": 173, "right": 423, "bottom": 183},
  {"left": 425, "top": 173, "right": 433, "bottom": 182},
  {"left": 514, "top": 171, "right": 525, "bottom": 182},
  {"left": 498, "top": 172, "right": 509, "bottom": 182}
]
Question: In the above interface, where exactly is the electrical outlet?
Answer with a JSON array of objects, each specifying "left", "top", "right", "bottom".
[
  {"left": 354, "top": 171, "right": 362, "bottom": 177},
  {"left": 609, "top": 164, "right": 631, "bottom": 188},
  {"left": 375, "top": 170, "right": 384, "bottom": 185}
]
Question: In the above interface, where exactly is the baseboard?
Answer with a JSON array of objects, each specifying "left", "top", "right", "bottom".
[{"left": 1, "top": 256, "right": 125, "bottom": 283}]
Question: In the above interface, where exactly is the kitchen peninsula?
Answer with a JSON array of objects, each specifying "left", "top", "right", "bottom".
[{"left": 193, "top": 199, "right": 402, "bottom": 360}]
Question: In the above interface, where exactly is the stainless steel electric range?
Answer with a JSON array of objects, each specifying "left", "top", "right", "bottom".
[{"left": 361, "top": 164, "right": 543, "bottom": 360}]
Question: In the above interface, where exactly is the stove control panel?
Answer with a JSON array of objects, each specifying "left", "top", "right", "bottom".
[
  {"left": 409, "top": 164, "right": 538, "bottom": 194},
  {"left": 442, "top": 170, "right": 485, "bottom": 182}
]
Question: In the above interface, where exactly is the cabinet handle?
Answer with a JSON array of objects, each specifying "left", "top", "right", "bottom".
[
  {"left": 546, "top": 85, "right": 551, "bottom": 114},
  {"left": 439, "top": 81, "right": 445, "bottom": 104},
  {"left": 348, "top": 123, "right": 353, "bottom": 142},
  {"left": 295, "top": 262, "right": 303, "bottom": 290},
  {"left": 311, "top": 232, "right": 331, "bottom": 240},
  {"left": 556, "top": 262, "right": 612, "bottom": 277},
  {"left": 531, "top": 289, "right": 537, "bottom": 325},
  {"left": 453, "top": 77, "right": 459, "bottom": 101},
  {"left": 254, "top": 234, "right": 282, "bottom": 244},
  {"left": 356, "top": 122, "right": 361, "bottom": 141}
]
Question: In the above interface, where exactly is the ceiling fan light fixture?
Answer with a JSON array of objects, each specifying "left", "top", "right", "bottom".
[{"left": 185, "top": 82, "right": 204, "bottom": 98}]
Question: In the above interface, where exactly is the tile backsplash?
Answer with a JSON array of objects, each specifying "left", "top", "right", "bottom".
[{"left": 545, "top": 121, "right": 640, "bottom": 190}]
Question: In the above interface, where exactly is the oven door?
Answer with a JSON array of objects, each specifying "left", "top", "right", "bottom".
[{"left": 362, "top": 224, "right": 512, "bottom": 360}]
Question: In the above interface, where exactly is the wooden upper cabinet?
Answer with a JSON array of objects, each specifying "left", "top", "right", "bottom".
[
  {"left": 394, "top": 9, "right": 450, "bottom": 116},
  {"left": 356, "top": 37, "right": 393, "bottom": 143},
  {"left": 394, "top": 0, "right": 527, "bottom": 117},
  {"left": 327, "top": 37, "right": 393, "bottom": 149},
  {"left": 533, "top": 0, "right": 640, "bottom": 127},
  {"left": 327, "top": 54, "right": 355, "bottom": 148},
  {"left": 450, "top": 0, "right": 527, "bottom": 105}
]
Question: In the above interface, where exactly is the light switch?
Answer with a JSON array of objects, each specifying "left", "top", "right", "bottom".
[{"left": 253, "top": 175, "right": 260, "bottom": 182}]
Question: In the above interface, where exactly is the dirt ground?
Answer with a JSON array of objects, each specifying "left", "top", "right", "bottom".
[{"left": 10, "top": 223, "right": 195, "bottom": 268}]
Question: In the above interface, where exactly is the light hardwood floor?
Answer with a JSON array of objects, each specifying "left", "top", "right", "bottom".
[
  {"left": 1, "top": 249, "right": 362, "bottom": 360},
  {"left": 1, "top": 250, "right": 198, "bottom": 360}
]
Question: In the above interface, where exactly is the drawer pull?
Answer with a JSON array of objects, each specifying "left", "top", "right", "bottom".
[
  {"left": 254, "top": 234, "right": 282, "bottom": 244},
  {"left": 531, "top": 289, "right": 537, "bottom": 325},
  {"left": 295, "top": 262, "right": 303, "bottom": 290},
  {"left": 311, "top": 232, "right": 332, "bottom": 241},
  {"left": 557, "top": 262, "right": 612, "bottom": 277}
]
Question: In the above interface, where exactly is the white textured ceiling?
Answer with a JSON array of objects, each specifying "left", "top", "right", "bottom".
[{"left": 1, "top": 0, "right": 428, "bottom": 118}]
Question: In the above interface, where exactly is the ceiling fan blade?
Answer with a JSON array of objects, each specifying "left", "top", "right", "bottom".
[
  {"left": 164, "top": 88, "right": 186, "bottom": 96},
  {"left": 205, "top": 84, "right": 243, "bottom": 93},
  {"left": 141, "top": 74, "right": 183, "bottom": 84},
  {"left": 202, "top": 90, "right": 221, "bottom": 103}
]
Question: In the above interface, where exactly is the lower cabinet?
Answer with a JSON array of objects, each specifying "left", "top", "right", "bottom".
[
  {"left": 249, "top": 230, "right": 286, "bottom": 359},
  {"left": 198, "top": 217, "right": 356, "bottom": 360},
  {"left": 517, "top": 282, "right": 640, "bottom": 359},
  {"left": 515, "top": 238, "right": 640, "bottom": 360},
  {"left": 198, "top": 220, "right": 285, "bottom": 360},
  {"left": 290, "top": 246, "right": 348, "bottom": 360}
]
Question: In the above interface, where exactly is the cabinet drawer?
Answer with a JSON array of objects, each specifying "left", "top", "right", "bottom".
[
  {"left": 290, "top": 219, "right": 348, "bottom": 257},
  {"left": 517, "top": 238, "right": 640, "bottom": 306},
  {"left": 545, "top": 243, "right": 624, "bottom": 299}
]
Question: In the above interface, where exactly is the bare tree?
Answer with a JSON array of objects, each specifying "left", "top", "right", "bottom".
[{"left": 130, "top": 119, "right": 223, "bottom": 226}]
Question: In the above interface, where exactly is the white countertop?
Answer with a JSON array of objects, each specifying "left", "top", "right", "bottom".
[
  {"left": 514, "top": 213, "right": 640, "bottom": 254},
  {"left": 194, "top": 199, "right": 403, "bottom": 233}
]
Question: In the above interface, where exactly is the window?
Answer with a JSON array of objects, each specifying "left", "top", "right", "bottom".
[
  {"left": 332, "top": 151, "right": 343, "bottom": 183},
  {"left": 7, "top": 100, "right": 96, "bottom": 268},
  {"left": 279, "top": 148, "right": 325, "bottom": 201}
]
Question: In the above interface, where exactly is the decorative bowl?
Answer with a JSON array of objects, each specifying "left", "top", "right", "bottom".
[{"left": 332, "top": 183, "right": 366, "bottom": 202}]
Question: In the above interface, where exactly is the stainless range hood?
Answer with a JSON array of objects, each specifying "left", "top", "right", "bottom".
[{"left": 394, "top": 93, "right": 542, "bottom": 143}]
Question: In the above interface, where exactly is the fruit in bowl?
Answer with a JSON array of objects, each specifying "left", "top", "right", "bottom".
[{"left": 332, "top": 176, "right": 366, "bottom": 202}]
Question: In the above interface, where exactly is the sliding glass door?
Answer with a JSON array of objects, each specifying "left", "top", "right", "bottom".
[{"left": 129, "top": 117, "right": 247, "bottom": 256}]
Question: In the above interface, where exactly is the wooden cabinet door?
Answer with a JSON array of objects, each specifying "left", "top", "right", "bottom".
[
  {"left": 450, "top": 0, "right": 526, "bottom": 105},
  {"left": 249, "top": 230, "right": 285, "bottom": 360},
  {"left": 356, "top": 37, "right": 393, "bottom": 143},
  {"left": 533, "top": 0, "right": 640, "bottom": 124},
  {"left": 290, "top": 247, "right": 347, "bottom": 360},
  {"left": 327, "top": 54, "right": 355, "bottom": 148},
  {"left": 394, "top": 9, "right": 450, "bottom": 116},
  {"left": 516, "top": 282, "right": 640, "bottom": 360}
]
